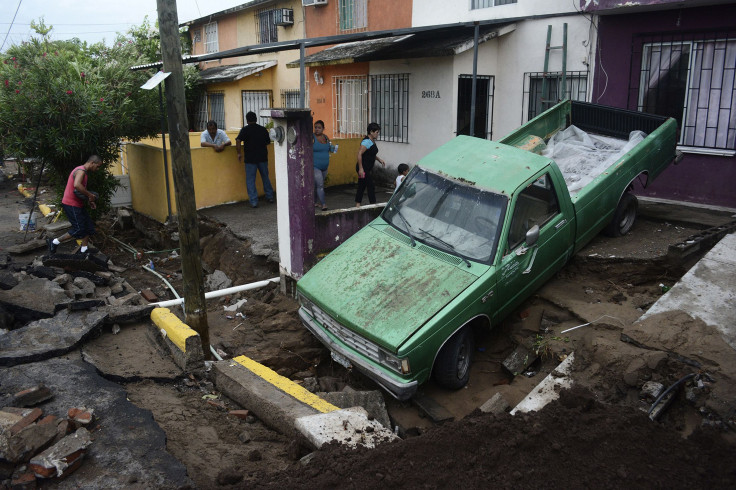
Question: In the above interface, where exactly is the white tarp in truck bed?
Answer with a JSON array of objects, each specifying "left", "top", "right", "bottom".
[{"left": 542, "top": 125, "right": 646, "bottom": 195}]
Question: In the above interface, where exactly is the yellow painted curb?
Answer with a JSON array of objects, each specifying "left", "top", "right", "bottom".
[
  {"left": 151, "top": 307, "right": 198, "bottom": 352},
  {"left": 232, "top": 355, "right": 339, "bottom": 414}
]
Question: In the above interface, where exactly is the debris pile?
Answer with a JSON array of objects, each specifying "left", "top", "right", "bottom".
[{"left": 0, "top": 384, "right": 94, "bottom": 487}]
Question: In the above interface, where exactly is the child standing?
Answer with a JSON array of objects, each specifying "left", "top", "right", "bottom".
[{"left": 394, "top": 163, "right": 409, "bottom": 193}]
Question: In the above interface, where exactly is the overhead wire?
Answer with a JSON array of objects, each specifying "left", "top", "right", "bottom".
[{"left": 0, "top": 0, "right": 23, "bottom": 52}]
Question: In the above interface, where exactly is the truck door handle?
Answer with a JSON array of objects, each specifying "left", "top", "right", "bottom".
[
  {"left": 522, "top": 247, "right": 539, "bottom": 274},
  {"left": 555, "top": 219, "right": 567, "bottom": 229}
]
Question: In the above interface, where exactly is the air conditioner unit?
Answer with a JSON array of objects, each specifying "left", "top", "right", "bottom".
[
  {"left": 302, "top": 0, "right": 328, "bottom": 6},
  {"left": 274, "top": 8, "right": 294, "bottom": 26}
]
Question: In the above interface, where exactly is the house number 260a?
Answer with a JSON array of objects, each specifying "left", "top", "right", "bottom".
[{"left": 421, "top": 91, "right": 440, "bottom": 98}]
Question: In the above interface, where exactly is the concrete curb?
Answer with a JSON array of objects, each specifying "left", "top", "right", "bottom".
[
  {"left": 510, "top": 353, "right": 575, "bottom": 415},
  {"left": 214, "top": 356, "right": 397, "bottom": 448},
  {"left": 150, "top": 308, "right": 204, "bottom": 372}
]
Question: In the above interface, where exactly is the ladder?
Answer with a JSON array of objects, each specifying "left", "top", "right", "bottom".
[{"left": 540, "top": 23, "right": 568, "bottom": 111}]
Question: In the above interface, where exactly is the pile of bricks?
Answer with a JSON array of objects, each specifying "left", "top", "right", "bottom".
[{"left": 0, "top": 384, "right": 95, "bottom": 488}]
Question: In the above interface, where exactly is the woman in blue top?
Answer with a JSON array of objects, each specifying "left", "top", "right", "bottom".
[
  {"left": 355, "top": 122, "right": 386, "bottom": 207},
  {"left": 312, "top": 120, "right": 333, "bottom": 211}
]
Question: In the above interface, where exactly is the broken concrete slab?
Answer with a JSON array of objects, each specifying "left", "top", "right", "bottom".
[
  {"left": 71, "top": 277, "right": 95, "bottom": 298},
  {"left": 0, "top": 271, "right": 18, "bottom": 290},
  {"left": 0, "top": 358, "right": 192, "bottom": 487},
  {"left": 502, "top": 344, "right": 538, "bottom": 376},
  {"left": 510, "top": 353, "right": 575, "bottom": 415},
  {"left": 205, "top": 270, "right": 232, "bottom": 292},
  {"left": 318, "top": 390, "right": 391, "bottom": 430},
  {"left": 67, "top": 299, "right": 105, "bottom": 311},
  {"left": 0, "top": 310, "right": 107, "bottom": 367},
  {"left": 479, "top": 392, "right": 511, "bottom": 415},
  {"left": 70, "top": 270, "right": 108, "bottom": 287},
  {"left": 295, "top": 406, "right": 399, "bottom": 449},
  {"left": 28, "top": 266, "right": 59, "bottom": 280},
  {"left": 43, "top": 221, "right": 71, "bottom": 234},
  {"left": 5, "top": 418, "right": 57, "bottom": 463},
  {"left": 81, "top": 322, "right": 182, "bottom": 382},
  {"left": 42, "top": 254, "right": 107, "bottom": 273},
  {"left": 5, "top": 240, "right": 46, "bottom": 255},
  {"left": 102, "top": 304, "right": 155, "bottom": 324},
  {"left": 0, "top": 278, "right": 72, "bottom": 323}
]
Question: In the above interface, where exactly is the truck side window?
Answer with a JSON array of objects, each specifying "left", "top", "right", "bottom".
[{"left": 507, "top": 174, "right": 560, "bottom": 250}]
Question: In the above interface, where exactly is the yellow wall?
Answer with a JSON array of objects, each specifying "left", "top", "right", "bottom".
[{"left": 126, "top": 135, "right": 363, "bottom": 223}]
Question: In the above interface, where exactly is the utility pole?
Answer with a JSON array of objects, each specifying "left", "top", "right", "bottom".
[{"left": 156, "top": 0, "right": 210, "bottom": 357}]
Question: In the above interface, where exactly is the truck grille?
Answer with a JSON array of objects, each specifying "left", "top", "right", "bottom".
[{"left": 310, "top": 304, "right": 381, "bottom": 362}]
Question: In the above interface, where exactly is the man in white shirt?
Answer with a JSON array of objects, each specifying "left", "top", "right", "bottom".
[{"left": 200, "top": 120, "right": 232, "bottom": 152}]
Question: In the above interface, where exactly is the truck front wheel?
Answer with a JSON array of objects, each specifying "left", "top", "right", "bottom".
[
  {"left": 433, "top": 327, "right": 474, "bottom": 390},
  {"left": 604, "top": 193, "right": 638, "bottom": 237}
]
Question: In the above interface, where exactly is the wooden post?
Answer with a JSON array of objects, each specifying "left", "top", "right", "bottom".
[{"left": 156, "top": 0, "right": 210, "bottom": 357}]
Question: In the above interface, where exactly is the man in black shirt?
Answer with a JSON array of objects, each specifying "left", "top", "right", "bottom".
[{"left": 236, "top": 111, "right": 275, "bottom": 208}]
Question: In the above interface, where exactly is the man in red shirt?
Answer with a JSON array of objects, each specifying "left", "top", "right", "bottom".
[{"left": 47, "top": 155, "right": 102, "bottom": 255}]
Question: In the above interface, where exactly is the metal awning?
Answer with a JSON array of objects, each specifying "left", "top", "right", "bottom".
[
  {"left": 286, "top": 22, "right": 516, "bottom": 68},
  {"left": 198, "top": 60, "right": 277, "bottom": 83}
]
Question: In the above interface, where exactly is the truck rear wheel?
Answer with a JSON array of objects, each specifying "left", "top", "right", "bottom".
[
  {"left": 604, "top": 193, "right": 638, "bottom": 237},
  {"left": 433, "top": 327, "right": 474, "bottom": 390}
]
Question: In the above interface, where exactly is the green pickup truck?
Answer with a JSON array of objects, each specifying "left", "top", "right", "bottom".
[{"left": 297, "top": 100, "right": 677, "bottom": 400}]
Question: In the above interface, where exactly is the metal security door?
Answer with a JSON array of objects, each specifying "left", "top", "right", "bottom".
[{"left": 241, "top": 91, "right": 272, "bottom": 126}]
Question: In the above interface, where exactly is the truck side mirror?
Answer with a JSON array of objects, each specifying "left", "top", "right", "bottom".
[{"left": 525, "top": 225, "right": 540, "bottom": 247}]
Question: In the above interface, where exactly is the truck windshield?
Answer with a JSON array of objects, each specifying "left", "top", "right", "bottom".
[{"left": 383, "top": 167, "right": 507, "bottom": 264}]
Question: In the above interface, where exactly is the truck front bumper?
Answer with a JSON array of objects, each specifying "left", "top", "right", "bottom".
[{"left": 298, "top": 307, "right": 418, "bottom": 401}]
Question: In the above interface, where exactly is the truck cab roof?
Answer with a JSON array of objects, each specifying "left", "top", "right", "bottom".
[{"left": 418, "top": 135, "right": 552, "bottom": 197}]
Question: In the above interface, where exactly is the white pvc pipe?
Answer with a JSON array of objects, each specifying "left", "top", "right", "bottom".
[{"left": 151, "top": 277, "right": 281, "bottom": 308}]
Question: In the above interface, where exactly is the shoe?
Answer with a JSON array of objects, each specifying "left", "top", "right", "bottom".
[
  {"left": 267, "top": 198, "right": 275, "bottom": 204},
  {"left": 46, "top": 238, "right": 58, "bottom": 255},
  {"left": 251, "top": 203, "right": 258, "bottom": 209}
]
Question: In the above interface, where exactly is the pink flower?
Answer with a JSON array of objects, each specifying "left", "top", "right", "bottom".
[
  {"left": 15, "top": 90, "right": 20, "bottom": 94},
  {"left": 11, "top": 57, "right": 15, "bottom": 61},
  {"left": 17, "top": 81, "right": 21, "bottom": 85},
  {"left": 66, "top": 90, "right": 73, "bottom": 95},
  {"left": 80, "top": 72, "right": 85, "bottom": 78},
  {"left": 54, "top": 51, "right": 59, "bottom": 56},
  {"left": 3, "top": 60, "right": 6, "bottom": 64},
  {"left": 98, "top": 110, "right": 103, "bottom": 114},
  {"left": 42, "top": 52, "right": 47, "bottom": 57},
  {"left": 4, "top": 80, "right": 7, "bottom": 87},
  {"left": 100, "top": 97, "right": 104, "bottom": 101}
]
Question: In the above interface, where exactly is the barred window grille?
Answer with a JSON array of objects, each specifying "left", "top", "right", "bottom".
[
  {"left": 523, "top": 71, "right": 588, "bottom": 122},
  {"left": 338, "top": 0, "right": 367, "bottom": 32},
  {"left": 333, "top": 76, "right": 368, "bottom": 138},
  {"left": 204, "top": 22, "right": 218, "bottom": 54},
  {"left": 458, "top": 75, "right": 494, "bottom": 139},
  {"left": 471, "top": 0, "right": 517, "bottom": 9},
  {"left": 280, "top": 89, "right": 301, "bottom": 108},
  {"left": 629, "top": 31, "right": 736, "bottom": 151},
  {"left": 195, "top": 91, "right": 225, "bottom": 130},
  {"left": 241, "top": 90, "right": 272, "bottom": 126},
  {"left": 256, "top": 9, "right": 279, "bottom": 44},
  {"left": 370, "top": 74, "right": 410, "bottom": 143}
]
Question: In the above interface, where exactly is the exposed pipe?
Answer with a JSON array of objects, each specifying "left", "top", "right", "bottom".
[
  {"left": 152, "top": 277, "right": 281, "bottom": 308},
  {"left": 210, "top": 345, "right": 224, "bottom": 361},
  {"left": 648, "top": 373, "right": 697, "bottom": 418},
  {"left": 142, "top": 264, "right": 181, "bottom": 302}
]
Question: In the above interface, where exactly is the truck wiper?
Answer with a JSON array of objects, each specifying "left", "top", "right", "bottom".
[
  {"left": 394, "top": 208, "right": 416, "bottom": 247},
  {"left": 418, "top": 228, "right": 471, "bottom": 267}
]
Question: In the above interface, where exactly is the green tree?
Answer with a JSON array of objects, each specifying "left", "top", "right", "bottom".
[{"left": 0, "top": 17, "right": 199, "bottom": 215}]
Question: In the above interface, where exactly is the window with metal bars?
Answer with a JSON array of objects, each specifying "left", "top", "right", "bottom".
[
  {"left": 629, "top": 31, "right": 736, "bottom": 152},
  {"left": 523, "top": 71, "right": 588, "bottom": 122},
  {"left": 333, "top": 76, "right": 368, "bottom": 138},
  {"left": 280, "top": 89, "right": 301, "bottom": 108},
  {"left": 457, "top": 75, "right": 494, "bottom": 139},
  {"left": 471, "top": 0, "right": 517, "bottom": 9},
  {"left": 338, "top": 0, "right": 367, "bottom": 32},
  {"left": 370, "top": 74, "right": 409, "bottom": 143},
  {"left": 241, "top": 90, "right": 272, "bottom": 126},
  {"left": 256, "top": 9, "right": 279, "bottom": 44},
  {"left": 195, "top": 92, "right": 225, "bottom": 131},
  {"left": 204, "top": 22, "right": 218, "bottom": 54}
]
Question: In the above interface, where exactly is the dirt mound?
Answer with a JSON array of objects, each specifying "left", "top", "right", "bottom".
[{"left": 240, "top": 387, "right": 736, "bottom": 489}]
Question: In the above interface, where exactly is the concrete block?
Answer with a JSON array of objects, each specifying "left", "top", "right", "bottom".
[
  {"left": 66, "top": 299, "right": 105, "bottom": 312},
  {"left": 150, "top": 308, "right": 203, "bottom": 372},
  {"left": 503, "top": 344, "right": 538, "bottom": 376},
  {"left": 27, "top": 267, "right": 57, "bottom": 281},
  {"left": 7, "top": 420, "right": 57, "bottom": 463},
  {"left": 6, "top": 240, "right": 46, "bottom": 255},
  {"left": 479, "top": 392, "right": 511, "bottom": 415},
  {"left": 319, "top": 390, "right": 391, "bottom": 430},
  {"left": 213, "top": 357, "right": 333, "bottom": 436},
  {"left": 29, "top": 427, "right": 92, "bottom": 479},
  {"left": 109, "top": 292, "right": 141, "bottom": 307},
  {"left": 0, "top": 271, "right": 19, "bottom": 290},
  {"left": 103, "top": 304, "right": 154, "bottom": 324},
  {"left": 70, "top": 270, "right": 108, "bottom": 286},
  {"left": 12, "top": 384, "right": 53, "bottom": 407},
  {"left": 295, "top": 406, "right": 399, "bottom": 449},
  {"left": 71, "top": 277, "right": 95, "bottom": 298},
  {"left": 43, "top": 221, "right": 71, "bottom": 234},
  {"left": 42, "top": 254, "right": 106, "bottom": 273}
]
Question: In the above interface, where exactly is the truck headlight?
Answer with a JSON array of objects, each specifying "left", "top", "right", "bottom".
[
  {"left": 298, "top": 293, "right": 314, "bottom": 315},
  {"left": 378, "top": 349, "right": 411, "bottom": 375}
]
